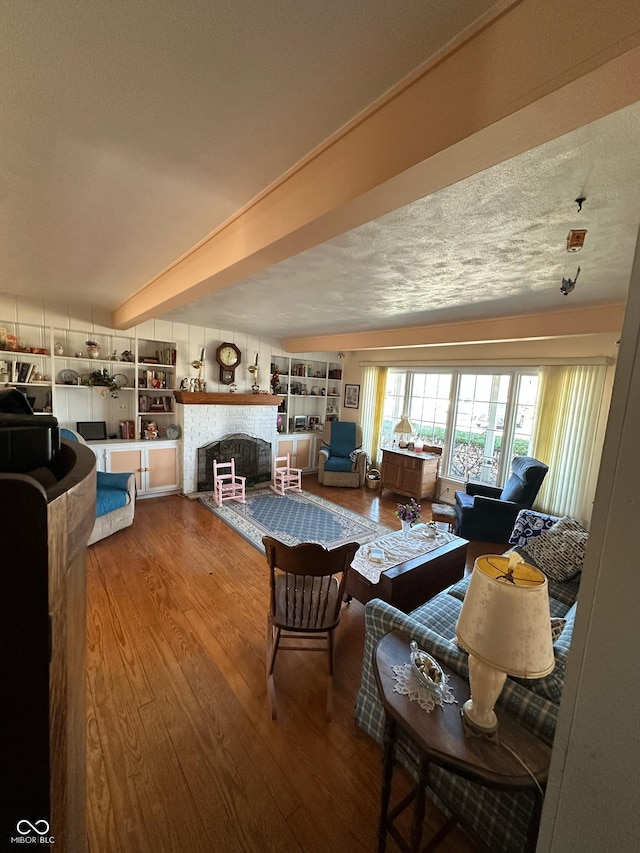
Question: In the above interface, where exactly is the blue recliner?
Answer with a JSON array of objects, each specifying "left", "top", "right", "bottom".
[
  {"left": 454, "top": 455, "right": 548, "bottom": 543},
  {"left": 317, "top": 421, "right": 367, "bottom": 488}
]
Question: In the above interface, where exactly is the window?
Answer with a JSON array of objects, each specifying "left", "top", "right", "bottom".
[{"left": 383, "top": 369, "right": 539, "bottom": 487}]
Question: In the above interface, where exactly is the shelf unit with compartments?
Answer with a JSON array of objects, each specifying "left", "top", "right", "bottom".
[
  {"left": 0, "top": 320, "right": 52, "bottom": 414},
  {"left": 0, "top": 320, "right": 178, "bottom": 441},
  {"left": 270, "top": 355, "right": 343, "bottom": 435}
]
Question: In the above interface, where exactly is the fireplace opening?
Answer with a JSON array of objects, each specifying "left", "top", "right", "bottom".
[{"left": 197, "top": 433, "right": 272, "bottom": 491}]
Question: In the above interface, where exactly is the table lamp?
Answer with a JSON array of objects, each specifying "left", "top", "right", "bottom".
[
  {"left": 394, "top": 415, "right": 414, "bottom": 448},
  {"left": 455, "top": 553, "right": 554, "bottom": 735}
]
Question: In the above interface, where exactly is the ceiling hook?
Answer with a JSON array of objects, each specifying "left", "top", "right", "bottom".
[{"left": 575, "top": 196, "right": 586, "bottom": 213}]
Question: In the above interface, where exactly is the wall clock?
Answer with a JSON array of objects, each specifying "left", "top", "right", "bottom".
[{"left": 215, "top": 342, "right": 241, "bottom": 385}]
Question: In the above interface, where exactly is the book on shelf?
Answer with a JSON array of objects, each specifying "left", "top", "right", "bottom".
[
  {"left": 10, "top": 361, "right": 36, "bottom": 383},
  {"left": 140, "top": 369, "right": 174, "bottom": 390},
  {"left": 118, "top": 420, "right": 135, "bottom": 440},
  {"left": 154, "top": 347, "right": 176, "bottom": 366}
]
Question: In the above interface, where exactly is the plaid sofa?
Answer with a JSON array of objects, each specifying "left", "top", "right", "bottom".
[{"left": 354, "top": 510, "right": 581, "bottom": 853}]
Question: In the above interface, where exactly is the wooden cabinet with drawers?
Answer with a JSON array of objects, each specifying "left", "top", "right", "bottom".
[{"left": 380, "top": 447, "right": 439, "bottom": 501}]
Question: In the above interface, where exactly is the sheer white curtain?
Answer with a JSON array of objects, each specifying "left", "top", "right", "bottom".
[
  {"left": 531, "top": 364, "right": 607, "bottom": 523},
  {"left": 361, "top": 366, "right": 387, "bottom": 468}
]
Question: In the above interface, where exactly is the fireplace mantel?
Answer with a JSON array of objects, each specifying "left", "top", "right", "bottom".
[{"left": 174, "top": 392, "right": 284, "bottom": 406}]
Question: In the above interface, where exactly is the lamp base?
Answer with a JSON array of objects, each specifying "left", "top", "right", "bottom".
[
  {"left": 461, "top": 700, "right": 498, "bottom": 736},
  {"left": 463, "top": 654, "right": 507, "bottom": 737}
]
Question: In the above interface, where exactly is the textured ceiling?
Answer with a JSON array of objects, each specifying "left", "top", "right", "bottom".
[
  {"left": 2, "top": 2, "right": 639, "bottom": 342},
  {"left": 161, "top": 104, "right": 640, "bottom": 337},
  {"left": 1, "top": 0, "right": 500, "bottom": 320}
]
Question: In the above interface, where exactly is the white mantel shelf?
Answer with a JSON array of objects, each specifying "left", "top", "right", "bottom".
[{"left": 174, "top": 391, "right": 284, "bottom": 406}]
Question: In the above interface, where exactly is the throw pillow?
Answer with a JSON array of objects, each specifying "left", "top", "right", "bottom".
[
  {"left": 509, "top": 510, "right": 556, "bottom": 547},
  {"left": 550, "top": 617, "right": 566, "bottom": 643},
  {"left": 519, "top": 516, "right": 588, "bottom": 582}
]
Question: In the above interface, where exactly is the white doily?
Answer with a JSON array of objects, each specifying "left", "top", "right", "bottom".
[
  {"left": 352, "top": 526, "right": 458, "bottom": 584},
  {"left": 391, "top": 663, "right": 457, "bottom": 712}
]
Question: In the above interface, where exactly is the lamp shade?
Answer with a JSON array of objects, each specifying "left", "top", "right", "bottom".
[
  {"left": 394, "top": 416, "right": 413, "bottom": 435},
  {"left": 456, "top": 554, "right": 555, "bottom": 679}
]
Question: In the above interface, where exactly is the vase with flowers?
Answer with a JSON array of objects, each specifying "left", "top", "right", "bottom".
[{"left": 396, "top": 498, "right": 422, "bottom": 540}]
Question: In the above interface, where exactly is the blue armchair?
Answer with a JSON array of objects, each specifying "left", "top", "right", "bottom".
[
  {"left": 317, "top": 421, "right": 367, "bottom": 488},
  {"left": 454, "top": 455, "right": 548, "bottom": 542},
  {"left": 61, "top": 429, "right": 135, "bottom": 544}
]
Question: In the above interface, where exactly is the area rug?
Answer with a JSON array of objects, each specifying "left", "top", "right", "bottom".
[{"left": 198, "top": 489, "right": 392, "bottom": 552}]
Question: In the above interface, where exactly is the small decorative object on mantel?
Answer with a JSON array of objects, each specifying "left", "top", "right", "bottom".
[
  {"left": 396, "top": 498, "right": 422, "bottom": 540},
  {"left": 86, "top": 340, "right": 100, "bottom": 358},
  {"left": 248, "top": 352, "right": 259, "bottom": 392}
]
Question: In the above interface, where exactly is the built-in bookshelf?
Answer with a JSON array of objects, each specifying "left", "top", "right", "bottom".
[
  {"left": 270, "top": 355, "right": 343, "bottom": 433},
  {"left": 0, "top": 320, "right": 178, "bottom": 440}
]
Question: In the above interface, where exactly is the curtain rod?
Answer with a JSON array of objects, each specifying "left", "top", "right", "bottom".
[{"left": 359, "top": 357, "right": 613, "bottom": 368}]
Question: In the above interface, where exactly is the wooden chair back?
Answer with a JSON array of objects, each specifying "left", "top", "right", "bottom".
[{"left": 263, "top": 536, "right": 358, "bottom": 632}]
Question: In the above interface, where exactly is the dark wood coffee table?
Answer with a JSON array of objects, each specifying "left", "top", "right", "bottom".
[{"left": 346, "top": 534, "right": 468, "bottom": 613}]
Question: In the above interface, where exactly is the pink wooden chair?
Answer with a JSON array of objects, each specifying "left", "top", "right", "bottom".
[
  {"left": 270, "top": 453, "right": 302, "bottom": 496},
  {"left": 212, "top": 458, "right": 246, "bottom": 507}
]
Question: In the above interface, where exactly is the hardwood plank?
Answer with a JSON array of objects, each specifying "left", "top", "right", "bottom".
[{"left": 87, "top": 477, "right": 482, "bottom": 852}]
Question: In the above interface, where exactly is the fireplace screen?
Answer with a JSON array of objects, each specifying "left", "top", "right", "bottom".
[{"left": 197, "top": 433, "right": 272, "bottom": 491}]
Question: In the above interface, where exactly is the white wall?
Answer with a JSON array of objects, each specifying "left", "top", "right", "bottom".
[{"left": 537, "top": 236, "right": 640, "bottom": 849}]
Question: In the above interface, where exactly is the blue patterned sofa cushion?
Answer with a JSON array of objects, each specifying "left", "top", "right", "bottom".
[{"left": 509, "top": 508, "right": 557, "bottom": 546}]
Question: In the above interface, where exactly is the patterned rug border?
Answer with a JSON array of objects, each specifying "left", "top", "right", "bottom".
[{"left": 198, "top": 489, "right": 392, "bottom": 553}]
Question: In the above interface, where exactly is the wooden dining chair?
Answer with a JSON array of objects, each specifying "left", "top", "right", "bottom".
[
  {"left": 212, "top": 458, "right": 246, "bottom": 507},
  {"left": 263, "top": 535, "right": 359, "bottom": 720}
]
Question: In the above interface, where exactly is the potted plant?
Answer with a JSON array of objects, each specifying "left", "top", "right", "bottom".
[
  {"left": 83, "top": 368, "right": 125, "bottom": 398},
  {"left": 85, "top": 340, "right": 101, "bottom": 358}
]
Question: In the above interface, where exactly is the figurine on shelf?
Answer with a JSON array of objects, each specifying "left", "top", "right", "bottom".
[
  {"left": 179, "top": 377, "right": 190, "bottom": 391},
  {"left": 144, "top": 421, "right": 158, "bottom": 440},
  {"left": 271, "top": 366, "right": 281, "bottom": 394},
  {"left": 121, "top": 350, "right": 134, "bottom": 362}
]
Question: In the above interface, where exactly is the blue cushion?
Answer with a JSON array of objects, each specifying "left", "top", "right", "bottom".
[
  {"left": 96, "top": 487, "right": 129, "bottom": 517},
  {"left": 500, "top": 471, "right": 525, "bottom": 502},
  {"left": 329, "top": 421, "right": 356, "bottom": 458},
  {"left": 97, "top": 471, "right": 133, "bottom": 491},
  {"left": 324, "top": 456, "right": 354, "bottom": 472}
]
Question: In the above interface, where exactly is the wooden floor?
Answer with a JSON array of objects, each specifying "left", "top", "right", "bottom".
[{"left": 87, "top": 477, "right": 501, "bottom": 852}]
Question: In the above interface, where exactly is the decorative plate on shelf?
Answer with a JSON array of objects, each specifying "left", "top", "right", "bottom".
[
  {"left": 166, "top": 423, "right": 181, "bottom": 440},
  {"left": 58, "top": 369, "right": 79, "bottom": 385}
]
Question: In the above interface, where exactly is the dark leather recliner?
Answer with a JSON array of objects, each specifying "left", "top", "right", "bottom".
[{"left": 454, "top": 455, "right": 548, "bottom": 543}]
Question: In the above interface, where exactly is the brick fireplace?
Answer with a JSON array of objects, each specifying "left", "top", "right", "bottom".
[{"left": 176, "top": 392, "right": 282, "bottom": 494}]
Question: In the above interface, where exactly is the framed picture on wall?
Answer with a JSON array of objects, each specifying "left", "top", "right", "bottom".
[{"left": 344, "top": 383, "right": 360, "bottom": 409}]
